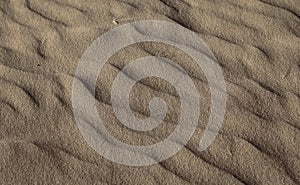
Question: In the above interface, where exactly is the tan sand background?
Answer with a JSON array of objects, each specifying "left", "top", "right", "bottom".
[{"left": 0, "top": 0, "right": 299, "bottom": 184}]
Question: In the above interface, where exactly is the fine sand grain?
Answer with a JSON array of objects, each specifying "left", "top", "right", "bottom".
[{"left": 0, "top": 0, "right": 299, "bottom": 184}]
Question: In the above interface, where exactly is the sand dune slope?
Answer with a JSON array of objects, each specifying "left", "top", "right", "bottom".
[{"left": 0, "top": 0, "right": 299, "bottom": 184}]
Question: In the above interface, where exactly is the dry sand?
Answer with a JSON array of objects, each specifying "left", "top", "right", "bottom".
[{"left": 0, "top": 0, "right": 299, "bottom": 184}]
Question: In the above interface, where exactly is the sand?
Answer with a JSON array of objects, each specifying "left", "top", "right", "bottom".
[{"left": 0, "top": 0, "right": 299, "bottom": 184}]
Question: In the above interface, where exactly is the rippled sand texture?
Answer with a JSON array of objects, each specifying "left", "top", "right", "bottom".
[{"left": 0, "top": 0, "right": 299, "bottom": 184}]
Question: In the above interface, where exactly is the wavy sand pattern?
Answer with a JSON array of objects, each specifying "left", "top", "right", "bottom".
[{"left": 0, "top": 0, "right": 299, "bottom": 184}]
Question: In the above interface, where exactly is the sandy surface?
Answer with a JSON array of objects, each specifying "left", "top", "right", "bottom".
[{"left": 0, "top": 0, "right": 299, "bottom": 184}]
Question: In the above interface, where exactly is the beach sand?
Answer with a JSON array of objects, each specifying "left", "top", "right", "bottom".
[{"left": 0, "top": 0, "right": 299, "bottom": 184}]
